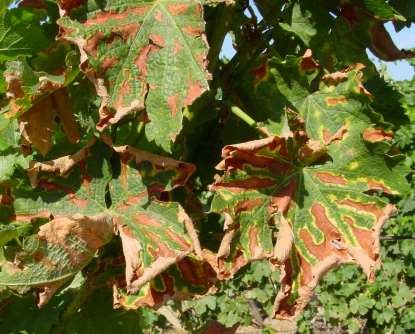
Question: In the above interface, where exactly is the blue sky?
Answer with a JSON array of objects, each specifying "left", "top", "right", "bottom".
[
  {"left": 371, "top": 23, "right": 415, "bottom": 80},
  {"left": 220, "top": 7, "right": 415, "bottom": 81}
]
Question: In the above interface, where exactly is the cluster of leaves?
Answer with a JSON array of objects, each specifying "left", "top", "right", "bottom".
[
  {"left": 0, "top": 0, "right": 414, "bottom": 333},
  {"left": 172, "top": 61, "right": 415, "bottom": 334}
]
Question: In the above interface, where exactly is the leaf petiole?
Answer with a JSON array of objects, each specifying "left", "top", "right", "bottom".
[{"left": 230, "top": 106, "right": 257, "bottom": 128}]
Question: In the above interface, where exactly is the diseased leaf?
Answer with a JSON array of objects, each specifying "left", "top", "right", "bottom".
[
  {"left": 18, "top": 87, "right": 80, "bottom": 156},
  {"left": 52, "top": 88, "right": 81, "bottom": 144},
  {"left": 27, "top": 137, "right": 97, "bottom": 188},
  {"left": 19, "top": 95, "right": 55, "bottom": 156},
  {"left": 368, "top": 22, "right": 415, "bottom": 61},
  {"left": 115, "top": 201, "right": 199, "bottom": 294},
  {"left": 104, "top": 136, "right": 201, "bottom": 295},
  {"left": 58, "top": 0, "right": 210, "bottom": 151},
  {"left": 113, "top": 256, "right": 216, "bottom": 309},
  {"left": 209, "top": 65, "right": 410, "bottom": 318},
  {"left": 3, "top": 59, "right": 82, "bottom": 155},
  {"left": 339, "top": 3, "right": 415, "bottom": 61},
  {"left": 2, "top": 138, "right": 199, "bottom": 306},
  {"left": 0, "top": 214, "right": 113, "bottom": 306},
  {"left": 3, "top": 59, "right": 64, "bottom": 117},
  {"left": 103, "top": 135, "right": 196, "bottom": 197},
  {"left": 0, "top": 0, "right": 413, "bottom": 327}
]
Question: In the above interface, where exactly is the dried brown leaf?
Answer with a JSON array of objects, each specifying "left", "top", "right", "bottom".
[
  {"left": 27, "top": 137, "right": 96, "bottom": 187},
  {"left": 19, "top": 97, "right": 55, "bottom": 156}
]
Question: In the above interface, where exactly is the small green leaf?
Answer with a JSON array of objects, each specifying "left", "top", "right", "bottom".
[
  {"left": 279, "top": 3, "right": 317, "bottom": 46},
  {"left": 364, "top": 0, "right": 406, "bottom": 21},
  {"left": 391, "top": 285, "right": 413, "bottom": 307}
]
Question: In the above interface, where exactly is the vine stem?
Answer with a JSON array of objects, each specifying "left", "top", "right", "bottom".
[
  {"left": 230, "top": 106, "right": 257, "bottom": 128},
  {"left": 230, "top": 105, "right": 271, "bottom": 137},
  {"left": 380, "top": 235, "right": 415, "bottom": 241}
]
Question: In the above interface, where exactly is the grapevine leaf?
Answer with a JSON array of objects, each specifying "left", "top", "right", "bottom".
[
  {"left": 368, "top": 21, "right": 415, "bottom": 61},
  {"left": 339, "top": 3, "right": 415, "bottom": 61},
  {"left": 0, "top": 294, "right": 63, "bottom": 334},
  {"left": 113, "top": 256, "right": 216, "bottom": 309},
  {"left": 390, "top": 0, "right": 415, "bottom": 30},
  {"left": 3, "top": 59, "right": 82, "bottom": 154},
  {"left": 58, "top": 0, "right": 210, "bottom": 151},
  {"left": 233, "top": 50, "right": 320, "bottom": 136},
  {"left": 19, "top": 95, "right": 55, "bottom": 156},
  {"left": 0, "top": 222, "right": 31, "bottom": 246},
  {"left": 0, "top": 153, "right": 29, "bottom": 183},
  {"left": 103, "top": 135, "right": 196, "bottom": 198},
  {"left": 115, "top": 200, "right": 199, "bottom": 294},
  {"left": 0, "top": 116, "right": 29, "bottom": 182},
  {"left": 279, "top": 2, "right": 317, "bottom": 46},
  {"left": 0, "top": 8, "right": 52, "bottom": 64},
  {"left": 62, "top": 288, "right": 159, "bottom": 334},
  {"left": 363, "top": 0, "right": 406, "bottom": 21},
  {"left": 0, "top": 1, "right": 13, "bottom": 15},
  {"left": 52, "top": 88, "right": 81, "bottom": 144},
  {"left": 0, "top": 117, "right": 20, "bottom": 151},
  {"left": 3, "top": 59, "right": 65, "bottom": 117},
  {"left": 105, "top": 138, "right": 200, "bottom": 294},
  {"left": 2, "top": 139, "right": 199, "bottom": 306},
  {"left": 0, "top": 214, "right": 113, "bottom": 306},
  {"left": 210, "top": 66, "right": 410, "bottom": 318}
]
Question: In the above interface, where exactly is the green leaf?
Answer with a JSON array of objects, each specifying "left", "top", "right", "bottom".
[
  {"left": 63, "top": 288, "right": 159, "bottom": 334},
  {"left": 0, "top": 1, "right": 13, "bottom": 16},
  {"left": 233, "top": 51, "right": 320, "bottom": 136},
  {"left": 279, "top": 2, "right": 317, "bottom": 46},
  {"left": 0, "top": 153, "right": 29, "bottom": 182},
  {"left": 0, "top": 117, "right": 20, "bottom": 150},
  {"left": 58, "top": 0, "right": 210, "bottom": 152},
  {"left": 363, "top": 0, "right": 406, "bottom": 21},
  {"left": 0, "top": 117, "right": 29, "bottom": 182},
  {"left": 246, "top": 287, "right": 269, "bottom": 303},
  {"left": 0, "top": 294, "right": 63, "bottom": 334},
  {"left": 0, "top": 8, "right": 52, "bottom": 64},
  {"left": 390, "top": 0, "right": 415, "bottom": 29},
  {"left": 350, "top": 294, "right": 374, "bottom": 315},
  {"left": 0, "top": 222, "right": 31, "bottom": 245},
  {"left": 261, "top": 52, "right": 319, "bottom": 116},
  {"left": 203, "top": 295, "right": 217, "bottom": 310},
  {"left": 391, "top": 285, "right": 413, "bottom": 307}
]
